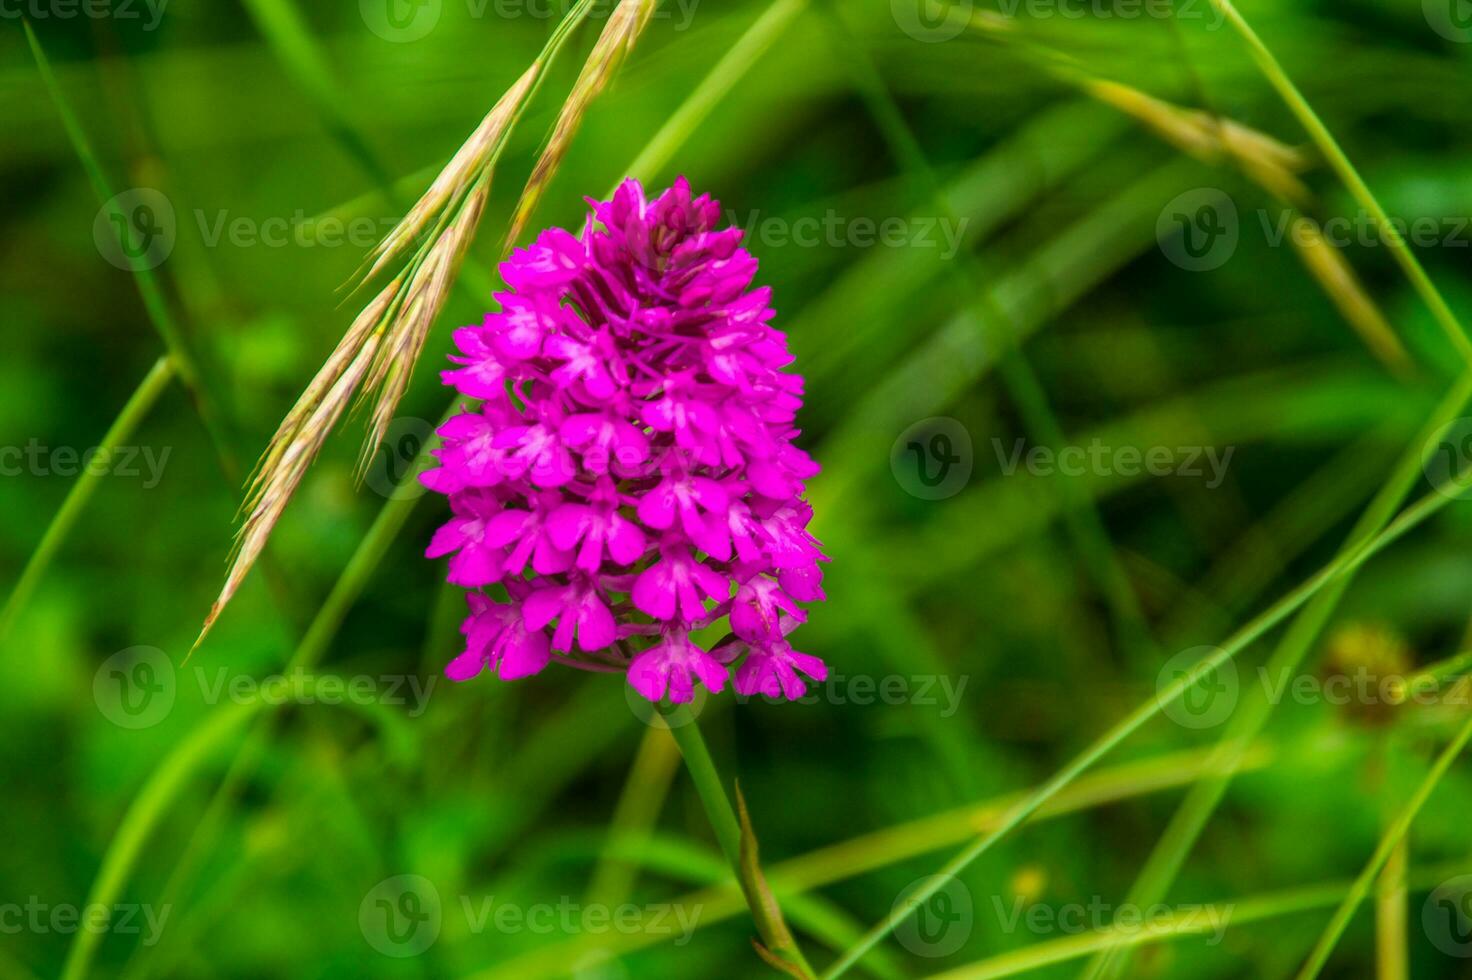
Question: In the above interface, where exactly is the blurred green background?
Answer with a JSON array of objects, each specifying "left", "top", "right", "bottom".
[{"left": 5, "top": 0, "right": 1472, "bottom": 977}]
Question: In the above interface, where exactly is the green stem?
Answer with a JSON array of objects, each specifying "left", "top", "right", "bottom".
[
  {"left": 662, "top": 704, "right": 813, "bottom": 975},
  {"left": 1374, "top": 837, "right": 1409, "bottom": 980},
  {"left": 1295, "top": 711, "right": 1472, "bottom": 979},
  {"left": 0, "top": 357, "right": 174, "bottom": 648},
  {"left": 822, "top": 484, "right": 1461, "bottom": 979},
  {"left": 1085, "top": 365, "right": 1472, "bottom": 980},
  {"left": 25, "top": 22, "right": 239, "bottom": 478},
  {"left": 58, "top": 677, "right": 412, "bottom": 980},
  {"left": 1208, "top": 0, "right": 1472, "bottom": 365},
  {"left": 662, "top": 705, "right": 743, "bottom": 868}
]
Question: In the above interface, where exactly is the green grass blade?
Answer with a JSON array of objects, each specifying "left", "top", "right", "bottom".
[
  {"left": 1208, "top": 0, "right": 1472, "bottom": 365},
  {"left": 928, "top": 861, "right": 1472, "bottom": 980},
  {"left": 820, "top": 485, "right": 1462, "bottom": 978},
  {"left": 1084, "top": 365, "right": 1472, "bottom": 980},
  {"left": 621, "top": 0, "right": 809, "bottom": 185},
  {"left": 24, "top": 22, "right": 238, "bottom": 478},
  {"left": 1294, "top": 710, "right": 1472, "bottom": 979},
  {"left": 58, "top": 677, "right": 416, "bottom": 980},
  {"left": 0, "top": 356, "right": 174, "bottom": 647}
]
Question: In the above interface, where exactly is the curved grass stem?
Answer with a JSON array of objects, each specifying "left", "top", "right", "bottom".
[
  {"left": 822, "top": 484, "right": 1463, "bottom": 978},
  {"left": 1084, "top": 365, "right": 1472, "bottom": 980},
  {"left": 1294, "top": 709, "right": 1472, "bottom": 979},
  {"left": 0, "top": 356, "right": 174, "bottom": 648},
  {"left": 58, "top": 678, "right": 415, "bottom": 980},
  {"left": 1207, "top": 0, "right": 1472, "bottom": 365},
  {"left": 661, "top": 704, "right": 814, "bottom": 976}
]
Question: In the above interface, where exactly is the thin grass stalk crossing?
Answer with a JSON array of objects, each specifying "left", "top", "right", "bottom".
[
  {"left": 821, "top": 482, "right": 1467, "bottom": 978},
  {"left": 1084, "top": 365, "right": 1472, "bottom": 979},
  {"left": 926, "top": 861, "right": 1472, "bottom": 980},
  {"left": 24, "top": 23, "right": 239, "bottom": 478},
  {"left": 1206, "top": 0, "right": 1472, "bottom": 366},
  {"left": 1294, "top": 704, "right": 1472, "bottom": 978},
  {"left": 0, "top": 356, "right": 174, "bottom": 647},
  {"left": 121, "top": 12, "right": 806, "bottom": 973},
  {"left": 1374, "top": 836, "right": 1410, "bottom": 980},
  {"left": 815, "top": 0, "right": 1162, "bottom": 667}
]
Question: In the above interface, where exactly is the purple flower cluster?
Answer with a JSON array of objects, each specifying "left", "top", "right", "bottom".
[{"left": 422, "top": 178, "right": 828, "bottom": 703}]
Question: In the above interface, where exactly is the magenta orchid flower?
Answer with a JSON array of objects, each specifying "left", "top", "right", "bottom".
[{"left": 423, "top": 177, "right": 828, "bottom": 703}]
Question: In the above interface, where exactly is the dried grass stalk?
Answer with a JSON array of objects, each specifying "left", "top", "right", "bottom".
[
  {"left": 194, "top": 76, "right": 528, "bottom": 653},
  {"left": 1287, "top": 214, "right": 1412, "bottom": 376},
  {"left": 195, "top": 1, "right": 633, "bottom": 652},
  {"left": 197, "top": 335, "right": 380, "bottom": 651},
  {"left": 1081, "top": 78, "right": 1311, "bottom": 205},
  {"left": 362, "top": 66, "right": 536, "bottom": 284},
  {"left": 506, "top": 0, "right": 657, "bottom": 249},
  {"left": 359, "top": 181, "right": 489, "bottom": 470}
]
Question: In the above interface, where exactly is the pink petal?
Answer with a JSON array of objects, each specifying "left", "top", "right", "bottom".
[
  {"left": 497, "top": 627, "right": 550, "bottom": 680},
  {"left": 628, "top": 650, "right": 671, "bottom": 702},
  {"left": 632, "top": 564, "right": 676, "bottom": 620},
  {"left": 607, "top": 516, "right": 646, "bottom": 565},
  {"left": 522, "top": 588, "right": 565, "bottom": 632},
  {"left": 445, "top": 647, "right": 486, "bottom": 682},
  {"left": 576, "top": 593, "right": 616, "bottom": 651}
]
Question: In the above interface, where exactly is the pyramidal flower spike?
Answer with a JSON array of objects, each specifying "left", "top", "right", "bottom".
[{"left": 425, "top": 178, "right": 829, "bottom": 703}]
